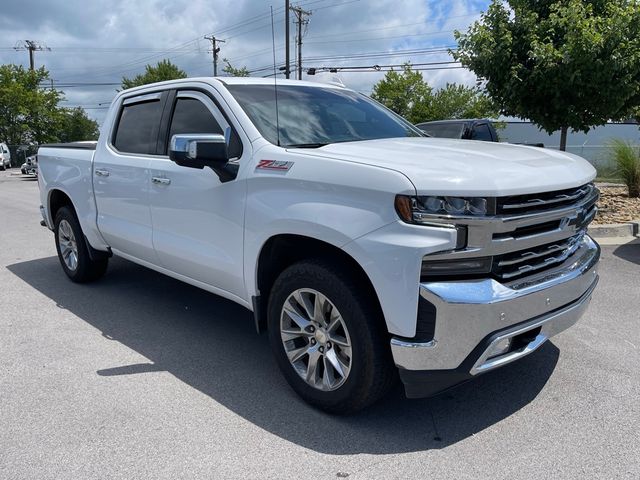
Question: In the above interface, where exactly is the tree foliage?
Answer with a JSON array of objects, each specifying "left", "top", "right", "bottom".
[
  {"left": 0, "top": 64, "right": 64, "bottom": 146},
  {"left": 222, "top": 58, "right": 250, "bottom": 77},
  {"left": 0, "top": 64, "right": 99, "bottom": 150},
  {"left": 57, "top": 107, "right": 100, "bottom": 142},
  {"left": 371, "top": 64, "right": 432, "bottom": 123},
  {"left": 121, "top": 59, "right": 187, "bottom": 89},
  {"left": 430, "top": 83, "right": 499, "bottom": 121},
  {"left": 454, "top": 0, "right": 640, "bottom": 148},
  {"left": 371, "top": 64, "right": 498, "bottom": 123}
]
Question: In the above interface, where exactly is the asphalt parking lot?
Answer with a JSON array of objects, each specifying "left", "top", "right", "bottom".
[{"left": 0, "top": 169, "right": 638, "bottom": 479}]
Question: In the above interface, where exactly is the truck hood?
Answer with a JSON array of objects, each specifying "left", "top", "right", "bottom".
[{"left": 300, "top": 137, "right": 596, "bottom": 196}]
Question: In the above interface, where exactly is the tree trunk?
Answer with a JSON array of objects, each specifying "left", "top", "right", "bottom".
[{"left": 559, "top": 126, "right": 568, "bottom": 151}]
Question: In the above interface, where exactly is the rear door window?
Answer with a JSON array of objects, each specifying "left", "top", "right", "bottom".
[{"left": 114, "top": 97, "right": 163, "bottom": 154}]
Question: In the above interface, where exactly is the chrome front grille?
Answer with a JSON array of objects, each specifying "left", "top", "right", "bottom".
[
  {"left": 493, "top": 233, "right": 584, "bottom": 280},
  {"left": 497, "top": 183, "right": 596, "bottom": 215},
  {"left": 422, "top": 183, "right": 599, "bottom": 282}
]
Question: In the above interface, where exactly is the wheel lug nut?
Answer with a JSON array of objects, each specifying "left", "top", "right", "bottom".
[
  {"left": 310, "top": 339, "right": 316, "bottom": 345},
  {"left": 327, "top": 342, "right": 331, "bottom": 349},
  {"left": 319, "top": 346, "right": 324, "bottom": 353},
  {"left": 309, "top": 326, "right": 315, "bottom": 332}
]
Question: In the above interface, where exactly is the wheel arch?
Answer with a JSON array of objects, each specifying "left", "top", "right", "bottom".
[
  {"left": 48, "top": 188, "right": 76, "bottom": 224},
  {"left": 253, "top": 234, "right": 385, "bottom": 334}
]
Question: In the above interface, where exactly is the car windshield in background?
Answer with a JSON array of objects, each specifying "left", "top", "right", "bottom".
[
  {"left": 417, "top": 123, "right": 465, "bottom": 139},
  {"left": 226, "top": 84, "right": 424, "bottom": 147}
]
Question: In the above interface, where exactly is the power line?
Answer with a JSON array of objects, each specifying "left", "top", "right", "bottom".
[
  {"left": 14, "top": 40, "right": 51, "bottom": 70},
  {"left": 290, "top": 4, "right": 312, "bottom": 80},
  {"left": 204, "top": 35, "right": 225, "bottom": 76}
]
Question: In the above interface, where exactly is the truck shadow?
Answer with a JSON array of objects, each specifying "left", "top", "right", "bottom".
[
  {"left": 8, "top": 256, "right": 559, "bottom": 455},
  {"left": 612, "top": 239, "right": 640, "bottom": 266}
]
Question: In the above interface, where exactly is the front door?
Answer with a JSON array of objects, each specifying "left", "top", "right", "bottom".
[{"left": 148, "top": 90, "right": 246, "bottom": 298}]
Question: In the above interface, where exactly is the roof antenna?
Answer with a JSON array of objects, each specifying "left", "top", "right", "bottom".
[{"left": 270, "top": 5, "right": 281, "bottom": 146}]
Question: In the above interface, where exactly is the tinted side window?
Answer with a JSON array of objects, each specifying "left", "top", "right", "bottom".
[
  {"left": 114, "top": 100, "right": 162, "bottom": 154},
  {"left": 169, "top": 98, "right": 223, "bottom": 140},
  {"left": 472, "top": 124, "right": 493, "bottom": 141},
  {"left": 419, "top": 123, "right": 465, "bottom": 139},
  {"left": 168, "top": 97, "right": 242, "bottom": 158}
]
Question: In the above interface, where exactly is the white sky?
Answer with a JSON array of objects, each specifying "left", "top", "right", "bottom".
[{"left": 0, "top": 0, "right": 491, "bottom": 124}]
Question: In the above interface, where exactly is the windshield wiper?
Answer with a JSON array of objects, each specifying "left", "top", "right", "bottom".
[{"left": 284, "top": 143, "right": 330, "bottom": 148}]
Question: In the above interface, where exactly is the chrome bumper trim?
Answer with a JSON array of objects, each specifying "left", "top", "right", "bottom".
[
  {"left": 470, "top": 278, "right": 597, "bottom": 375},
  {"left": 391, "top": 235, "right": 600, "bottom": 371}
]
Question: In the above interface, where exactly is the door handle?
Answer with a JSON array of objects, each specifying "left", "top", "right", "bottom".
[
  {"left": 152, "top": 176, "right": 171, "bottom": 186},
  {"left": 95, "top": 169, "right": 110, "bottom": 177}
]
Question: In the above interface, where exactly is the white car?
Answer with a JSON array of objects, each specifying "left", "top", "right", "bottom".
[
  {"left": 0, "top": 143, "right": 11, "bottom": 170},
  {"left": 37, "top": 78, "right": 600, "bottom": 413}
]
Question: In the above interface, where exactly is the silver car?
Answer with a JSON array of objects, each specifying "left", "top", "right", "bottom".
[
  {"left": 0, "top": 143, "right": 11, "bottom": 170},
  {"left": 21, "top": 155, "right": 37, "bottom": 175}
]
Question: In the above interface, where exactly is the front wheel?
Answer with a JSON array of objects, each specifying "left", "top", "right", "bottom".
[
  {"left": 267, "top": 259, "right": 395, "bottom": 414},
  {"left": 54, "top": 206, "right": 108, "bottom": 283}
]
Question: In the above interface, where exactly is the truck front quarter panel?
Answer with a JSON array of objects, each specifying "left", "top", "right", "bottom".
[{"left": 243, "top": 150, "right": 458, "bottom": 324}]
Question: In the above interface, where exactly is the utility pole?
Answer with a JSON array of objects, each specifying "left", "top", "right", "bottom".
[
  {"left": 285, "top": 0, "right": 290, "bottom": 79},
  {"left": 14, "top": 40, "right": 50, "bottom": 70},
  {"left": 204, "top": 35, "right": 225, "bottom": 76},
  {"left": 289, "top": 4, "right": 311, "bottom": 80}
]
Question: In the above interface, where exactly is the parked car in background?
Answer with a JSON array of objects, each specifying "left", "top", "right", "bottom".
[
  {"left": 416, "top": 119, "right": 499, "bottom": 142},
  {"left": 21, "top": 155, "right": 38, "bottom": 175},
  {"left": 0, "top": 143, "right": 12, "bottom": 170}
]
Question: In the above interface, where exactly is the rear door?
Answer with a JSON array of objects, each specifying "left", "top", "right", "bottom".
[
  {"left": 148, "top": 89, "right": 247, "bottom": 298},
  {"left": 94, "top": 92, "right": 166, "bottom": 263}
]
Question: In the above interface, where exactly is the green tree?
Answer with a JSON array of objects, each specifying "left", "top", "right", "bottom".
[
  {"left": 371, "top": 64, "right": 432, "bottom": 124},
  {"left": 430, "top": 83, "right": 499, "bottom": 121},
  {"left": 222, "top": 58, "right": 250, "bottom": 77},
  {"left": 121, "top": 59, "right": 187, "bottom": 89},
  {"left": 57, "top": 107, "right": 100, "bottom": 142},
  {"left": 0, "top": 64, "right": 63, "bottom": 146},
  {"left": 454, "top": 0, "right": 640, "bottom": 150},
  {"left": 371, "top": 64, "right": 498, "bottom": 123}
]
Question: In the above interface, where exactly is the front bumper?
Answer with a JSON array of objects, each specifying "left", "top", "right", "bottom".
[{"left": 391, "top": 235, "right": 600, "bottom": 398}]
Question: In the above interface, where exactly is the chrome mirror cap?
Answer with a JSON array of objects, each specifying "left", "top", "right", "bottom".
[{"left": 170, "top": 133, "right": 226, "bottom": 160}]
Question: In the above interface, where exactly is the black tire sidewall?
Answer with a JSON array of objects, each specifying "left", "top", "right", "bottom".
[
  {"left": 267, "top": 260, "right": 388, "bottom": 413},
  {"left": 54, "top": 207, "right": 94, "bottom": 282}
]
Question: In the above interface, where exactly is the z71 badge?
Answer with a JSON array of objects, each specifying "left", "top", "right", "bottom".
[{"left": 256, "top": 160, "right": 294, "bottom": 171}]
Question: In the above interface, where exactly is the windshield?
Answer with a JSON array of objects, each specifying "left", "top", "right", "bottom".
[
  {"left": 226, "top": 84, "right": 424, "bottom": 147},
  {"left": 416, "top": 123, "right": 465, "bottom": 139}
]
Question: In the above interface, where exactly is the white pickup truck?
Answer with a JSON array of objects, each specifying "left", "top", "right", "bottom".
[{"left": 38, "top": 77, "right": 600, "bottom": 413}]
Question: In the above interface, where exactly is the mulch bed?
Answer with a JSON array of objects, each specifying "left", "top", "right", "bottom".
[{"left": 594, "top": 184, "right": 640, "bottom": 225}]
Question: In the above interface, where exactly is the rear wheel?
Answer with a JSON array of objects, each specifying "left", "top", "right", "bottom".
[
  {"left": 54, "top": 207, "right": 108, "bottom": 282},
  {"left": 267, "top": 259, "right": 395, "bottom": 414}
]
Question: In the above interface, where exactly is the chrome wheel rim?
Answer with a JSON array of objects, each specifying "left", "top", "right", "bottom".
[
  {"left": 58, "top": 219, "right": 78, "bottom": 271},
  {"left": 280, "top": 288, "right": 352, "bottom": 391}
]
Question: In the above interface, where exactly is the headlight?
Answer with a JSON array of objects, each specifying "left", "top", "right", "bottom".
[{"left": 395, "top": 195, "right": 490, "bottom": 223}]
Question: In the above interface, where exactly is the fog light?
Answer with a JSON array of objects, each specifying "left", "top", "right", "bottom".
[{"left": 486, "top": 337, "right": 512, "bottom": 359}]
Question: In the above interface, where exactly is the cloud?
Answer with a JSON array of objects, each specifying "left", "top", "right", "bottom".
[{"left": 0, "top": 0, "right": 490, "bottom": 124}]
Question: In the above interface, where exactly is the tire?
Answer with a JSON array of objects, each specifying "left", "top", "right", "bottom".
[
  {"left": 54, "top": 206, "right": 108, "bottom": 283},
  {"left": 267, "top": 259, "right": 395, "bottom": 414}
]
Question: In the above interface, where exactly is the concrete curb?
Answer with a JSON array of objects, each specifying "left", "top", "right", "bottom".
[{"left": 589, "top": 220, "right": 639, "bottom": 241}]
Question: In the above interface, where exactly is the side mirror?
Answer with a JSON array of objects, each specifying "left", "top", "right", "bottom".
[{"left": 169, "top": 134, "right": 228, "bottom": 169}]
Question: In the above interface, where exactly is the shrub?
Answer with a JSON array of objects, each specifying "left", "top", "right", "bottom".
[{"left": 608, "top": 139, "right": 640, "bottom": 198}]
